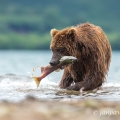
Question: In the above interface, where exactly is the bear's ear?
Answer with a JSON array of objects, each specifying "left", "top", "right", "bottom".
[
  {"left": 67, "top": 27, "right": 76, "bottom": 40},
  {"left": 50, "top": 29, "right": 59, "bottom": 37}
]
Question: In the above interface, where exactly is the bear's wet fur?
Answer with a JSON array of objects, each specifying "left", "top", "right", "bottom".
[{"left": 50, "top": 23, "right": 111, "bottom": 91}]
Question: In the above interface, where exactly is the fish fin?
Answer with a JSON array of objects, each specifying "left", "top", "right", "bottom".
[{"left": 33, "top": 77, "right": 40, "bottom": 88}]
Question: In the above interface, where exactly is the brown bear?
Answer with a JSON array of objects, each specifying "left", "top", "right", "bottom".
[{"left": 49, "top": 22, "right": 111, "bottom": 91}]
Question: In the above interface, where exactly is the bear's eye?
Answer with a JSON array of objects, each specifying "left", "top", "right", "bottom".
[{"left": 57, "top": 48, "right": 64, "bottom": 53}]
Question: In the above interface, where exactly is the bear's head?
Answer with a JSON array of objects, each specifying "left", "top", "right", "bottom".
[{"left": 49, "top": 27, "right": 77, "bottom": 66}]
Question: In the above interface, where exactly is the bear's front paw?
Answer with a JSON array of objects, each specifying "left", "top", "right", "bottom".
[{"left": 66, "top": 85, "right": 80, "bottom": 91}]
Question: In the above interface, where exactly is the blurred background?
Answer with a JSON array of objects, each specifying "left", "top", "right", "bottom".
[{"left": 0, "top": 0, "right": 120, "bottom": 50}]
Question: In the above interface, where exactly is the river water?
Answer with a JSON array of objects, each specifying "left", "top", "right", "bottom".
[{"left": 0, "top": 50, "right": 120, "bottom": 102}]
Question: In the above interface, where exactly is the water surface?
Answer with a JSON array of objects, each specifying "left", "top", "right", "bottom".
[{"left": 0, "top": 50, "right": 120, "bottom": 102}]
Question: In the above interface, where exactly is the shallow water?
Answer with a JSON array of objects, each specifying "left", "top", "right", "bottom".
[{"left": 0, "top": 50, "right": 120, "bottom": 102}]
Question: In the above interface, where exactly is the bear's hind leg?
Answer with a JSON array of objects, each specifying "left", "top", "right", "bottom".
[{"left": 66, "top": 78, "right": 103, "bottom": 91}]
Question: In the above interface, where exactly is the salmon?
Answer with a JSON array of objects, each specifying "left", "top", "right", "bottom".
[{"left": 33, "top": 56, "right": 77, "bottom": 88}]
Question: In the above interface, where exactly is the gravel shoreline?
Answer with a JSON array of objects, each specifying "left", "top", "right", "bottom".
[{"left": 0, "top": 96, "right": 120, "bottom": 120}]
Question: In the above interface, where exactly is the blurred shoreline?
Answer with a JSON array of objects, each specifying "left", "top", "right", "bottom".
[{"left": 0, "top": 96, "right": 120, "bottom": 120}]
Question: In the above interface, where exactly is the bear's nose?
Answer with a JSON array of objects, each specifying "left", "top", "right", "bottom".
[{"left": 49, "top": 60, "right": 58, "bottom": 66}]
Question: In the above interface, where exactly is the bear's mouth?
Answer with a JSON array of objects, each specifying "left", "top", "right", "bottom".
[
  {"left": 41, "top": 56, "right": 77, "bottom": 76},
  {"left": 55, "top": 65, "right": 66, "bottom": 72},
  {"left": 60, "top": 65, "right": 66, "bottom": 69},
  {"left": 55, "top": 56, "right": 77, "bottom": 71}
]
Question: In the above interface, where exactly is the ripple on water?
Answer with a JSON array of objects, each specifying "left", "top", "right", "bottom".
[{"left": 0, "top": 74, "right": 120, "bottom": 102}]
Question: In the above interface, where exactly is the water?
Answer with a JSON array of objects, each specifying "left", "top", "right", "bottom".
[{"left": 0, "top": 50, "right": 120, "bottom": 102}]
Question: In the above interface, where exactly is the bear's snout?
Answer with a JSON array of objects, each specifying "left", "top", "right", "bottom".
[{"left": 49, "top": 60, "right": 59, "bottom": 66}]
